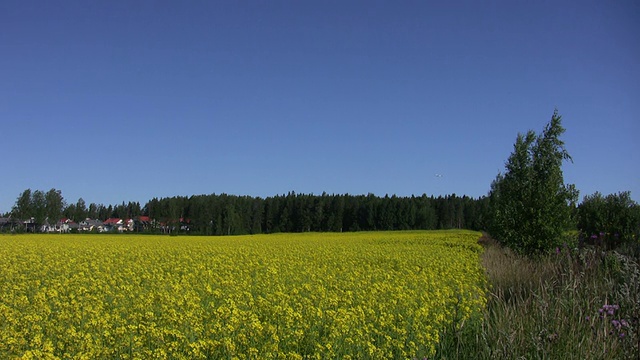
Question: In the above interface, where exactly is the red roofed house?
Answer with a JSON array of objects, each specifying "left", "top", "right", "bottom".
[{"left": 103, "top": 218, "right": 124, "bottom": 232}]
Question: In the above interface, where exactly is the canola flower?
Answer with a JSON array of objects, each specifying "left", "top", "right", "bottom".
[{"left": 0, "top": 230, "right": 487, "bottom": 359}]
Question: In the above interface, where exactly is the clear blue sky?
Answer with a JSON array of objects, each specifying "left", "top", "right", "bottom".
[{"left": 1, "top": 0, "right": 638, "bottom": 213}]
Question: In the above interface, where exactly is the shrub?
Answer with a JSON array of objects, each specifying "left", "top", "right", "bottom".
[{"left": 578, "top": 191, "right": 640, "bottom": 249}]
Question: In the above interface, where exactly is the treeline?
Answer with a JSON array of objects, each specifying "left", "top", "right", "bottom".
[
  {"left": 6, "top": 189, "right": 490, "bottom": 235},
  {"left": 144, "top": 192, "right": 490, "bottom": 235},
  {"left": 9, "top": 190, "right": 144, "bottom": 226}
]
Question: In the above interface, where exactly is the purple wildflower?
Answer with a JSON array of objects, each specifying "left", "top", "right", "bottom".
[
  {"left": 612, "top": 320, "right": 620, "bottom": 329},
  {"left": 620, "top": 319, "right": 629, "bottom": 327},
  {"left": 600, "top": 304, "right": 619, "bottom": 317}
]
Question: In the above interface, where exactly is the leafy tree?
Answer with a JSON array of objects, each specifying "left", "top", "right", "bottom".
[
  {"left": 577, "top": 191, "right": 640, "bottom": 248},
  {"left": 489, "top": 110, "right": 578, "bottom": 255},
  {"left": 31, "top": 190, "right": 47, "bottom": 226},
  {"left": 45, "top": 188, "right": 66, "bottom": 223},
  {"left": 12, "top": 189, "right": 33, "bottom": 220},
  {"left": 75, "top": 198, "right": 87, "bottom": 221},
  {"left": 87, "top": 203, "right": 99, "bottom": 219},
  {"left": 100, "top": 205, "right": 112, "bottom": 220}
]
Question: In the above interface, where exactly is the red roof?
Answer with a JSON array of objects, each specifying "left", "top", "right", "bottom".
[
  {"left": 137, "top": 216, "right": 151, "bottom": 222},
  {"left": 103, "top": 218, "right": 121, "bottom": 225}
]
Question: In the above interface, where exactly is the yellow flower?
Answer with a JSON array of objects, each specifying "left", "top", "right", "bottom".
[{"left": 0, "top": 230, "right": 486, "bottom": 359}]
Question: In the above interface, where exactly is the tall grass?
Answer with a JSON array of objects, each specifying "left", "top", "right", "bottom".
[{"left": 437, "top": 235, "right": 640, "bottom": 359}]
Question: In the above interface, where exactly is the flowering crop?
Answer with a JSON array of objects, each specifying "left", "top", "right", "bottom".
[{"left": 0, "top": 230, "right": 486, "bottom": 359}]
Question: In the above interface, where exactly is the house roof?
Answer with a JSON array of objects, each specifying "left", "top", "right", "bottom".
[
  {"left": 0, "top": 217, "right": 14, "bottom": 225},
  {"left": 103, "top": 218, "right": 122, "bottom": 225},
  {"left": 81, "top": 219, "right": 103, "bottom": 226}
]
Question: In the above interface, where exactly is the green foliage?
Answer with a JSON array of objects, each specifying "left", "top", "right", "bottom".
[
  {"left": 577, "top": 191, "right": 640, "bottom": 249},
  {"left": 142, "top": 192, "right": 489, "bottom": 235},
  {"left": 31, "top": 190, "right": 47, "bottom": 225},
  {"left": 44, "top": 188, "right": 66, "bottom": 224},
  {"left": 11, "top": 187, "right": 492, "bottom": 235},
  {"left": 489, "top": 110, "right": 578, "bottom": 256},
  {"left": 11, "top": 188, "right": 66, "bottom": 229},
  {"left": 12, "top": 189, "right": 33, "bottom": 220}
]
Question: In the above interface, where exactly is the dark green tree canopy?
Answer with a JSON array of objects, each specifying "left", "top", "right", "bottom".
[
  {"left": 489, "top": 110, "right": 578, "bottom": 256},
  {"left": 577, "top": 191, "right": 640, "bottom": 248},
  {"left": 12, "top": 189, "right": 33, "bottom": 220},
  {"left": 10, "top": 188, "right": 66, "bottom": 229},
  {"left": 9, "top": 187, "right": 490, "bottom": 234},
  {"left": 45, "top": 188, "right": 66, "bottom": 224}
]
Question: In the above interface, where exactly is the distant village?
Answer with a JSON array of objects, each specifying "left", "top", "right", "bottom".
[{"left": 0, "top": 216, "right": 190, "bottom": 234}]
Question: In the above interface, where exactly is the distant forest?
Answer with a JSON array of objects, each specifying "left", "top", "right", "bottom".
[
  {"left": 8, "top": 189, "right": 490, "bottom": 235},
  {"left": 142, "top": 192, "right": 490, "bottom": 235}
]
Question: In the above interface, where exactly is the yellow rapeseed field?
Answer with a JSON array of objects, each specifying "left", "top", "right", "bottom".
[{"left": 0, "top": 230, "right": 486, "bottom": 359}]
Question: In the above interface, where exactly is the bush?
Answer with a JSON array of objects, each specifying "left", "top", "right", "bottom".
[{"left": 578, "top": 192, "right": 640, "bottom": 249}]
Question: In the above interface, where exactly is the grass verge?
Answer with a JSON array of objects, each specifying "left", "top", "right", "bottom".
[{"left": 436, "top": 235, "right": 640, "bottom": 359}]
